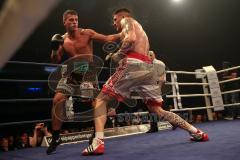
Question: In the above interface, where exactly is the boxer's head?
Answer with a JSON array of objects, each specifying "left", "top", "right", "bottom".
[
  {"left": 112, "top": 8, "right": 131, "bottom": 31},
  {"left": 63, "top": 10, "right": 78, "bottom": 32}
]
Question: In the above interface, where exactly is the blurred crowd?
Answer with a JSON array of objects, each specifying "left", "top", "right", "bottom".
[{"left": 0, "top": 122, "right": 96, "bottom": 152}]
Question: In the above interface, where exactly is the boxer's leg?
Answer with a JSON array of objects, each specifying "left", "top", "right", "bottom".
[
  {"left": 147, "top": 102, "right": 209, "bottom": 141},
  {"left": 52, "top": 92, "right": 66, "bottom": 132},
  {"left": 82, "top": 92, "right": 113, "bottom": 155},
  {"left": 46, "top": 92, "right": 66, "bottom": 155},
  {"left": 47, "top": 77, "right": 74, "bottom": 155},
  {"left": 82, "top": 58, "right": 135, "bottom": 156}
]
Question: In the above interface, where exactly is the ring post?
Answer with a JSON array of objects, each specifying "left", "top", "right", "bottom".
[{"left": 203, "top": 66, "right": 224, "bottom": 120}]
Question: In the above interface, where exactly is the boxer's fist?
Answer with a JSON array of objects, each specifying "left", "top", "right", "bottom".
[
  {"left": 105, "top": 52, "right": 125, "bottom": 62},
  {"left": 105, "top": 52, "right": 113, "bottom": 61},
  {"left": 51, "top": 34, "right": 64, "bottom": 51},
  {"left": 111, "top": 52, "right": 125, "bottom": 62}
]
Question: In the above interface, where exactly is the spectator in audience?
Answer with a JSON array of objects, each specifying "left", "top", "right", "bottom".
[
  {"left": 0, "top": 137, "right": 9, "bottom": 152},
  {"left": 221, "top": 61, "right": 240, "bottom": 120},
  {"left": 107, "top": 108, "right": 117, "bottom": 128},
  {"left": 29, "top": 123, "right": 52, "bottom": 147},
  {"left": 7, "top": 136, "right": 15, "bottom": 151},
  {"left": 15, "top": 132, "right": 30, "bottom": 149},
  {"left": 61, "top": 129, "right": 70, "bottom": 134}
]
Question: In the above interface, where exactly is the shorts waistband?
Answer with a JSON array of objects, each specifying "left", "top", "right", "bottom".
[{"left": 127, "top": 52, "right": 151, "bottom": 64}]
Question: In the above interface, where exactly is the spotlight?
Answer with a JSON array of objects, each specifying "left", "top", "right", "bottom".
[{"left": 172, "top": 0, "right": 183, "bottom": 3}]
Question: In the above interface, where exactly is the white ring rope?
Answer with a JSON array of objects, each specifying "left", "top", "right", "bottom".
[
  {"left": 0, "top": 79, "right": 49, "bottom": 83},
  {"left": 73, "top": 111, "right": 150, "bottom": 119},
  {"left": 219, "top": 77, "right": 240, "bottom": 84},
  {"left": 113, "top": 111, "right": 149, "bottom": 117},
  {"left": 170, "top": 103, "right": 240, "bottom": 112},
  {"left": 0, "top": 119, "right": 51, "bottom": 127},
  {"left": 8, "top": 60, "right": 61, "bottom": 66},
  {"left": 7, "top": 60, "right": 109, "bottom": 69},
  {"left": 216, "top": 66, "right": 240, "bottom": 74},
  {"left": 170, "top": 106, "right": 215, "bottom": 112},
  {"left": 166, "top": 93, "right": 211, "bottom": 98},
  {"left": 221, "top": 89, "right": 240, "bottom": 95},
  {"left": 1, "top": 101, "right": 239, "bottom": 127},
  {"left": 165, "top": 82, "right": 209, "bottom": 86},
  {"left": 0, "top": 78, "right": 122, "bottom": 84},
  {"left": 0, "top": 111, "right": 150, "bottom": 127},
  {"left": 0, "top": 98, "right": 52, "bottom": 103},
  {"left": 166, "top": 70, "right": 206, "bottom": 75},
  {"left": 0, "top": 79, "right": 104, "bottom": 84},
  {"left": 0, "top": 96, "right": 100, "bottom": 103},
  {"left": 224, "top": 103, "right": 240, "bottom": 107}
]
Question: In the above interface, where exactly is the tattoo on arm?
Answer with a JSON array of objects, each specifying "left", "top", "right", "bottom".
[
  {"left": 124, "top": 18, "right": 134, "bottom": 34},
  {"left": 114, "top": 18, "right": 135, "bottom": 55},
  {"left": 118, "top": 40, "right": 134, "bottom": 54},
  {"left": 118, "top": 18, "right": 136, "bottom": 54}
]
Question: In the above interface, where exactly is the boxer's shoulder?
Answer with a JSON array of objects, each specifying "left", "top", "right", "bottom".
[
  {"left": 62, "top": 32, "right": 68, "bottom": 38},
  {"left": 79, "top": 28, "right": 93, "bottom": 35}
]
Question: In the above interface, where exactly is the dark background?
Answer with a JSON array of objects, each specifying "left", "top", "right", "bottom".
[
  {"left": 0, "top": 0, "right": 240, "bottom": 125},
  {"left": 4, "top": 0, "right": 240, "bottom": 69}
]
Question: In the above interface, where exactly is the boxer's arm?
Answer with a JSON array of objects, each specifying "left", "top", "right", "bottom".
[
  {"left": 51, "top": 46, "right": 63, "bottom": 63},
  {"left": 86, "top": 29, "right": 120, "bottom": 42},
  {"left": 106, "top": 18, "right": 136, "bottom": 62},
  {"left": 117, "top": 17, "right": 136, "bottom": 54},
  {"left": 50, "top": 34, "right": 64, "bottom": 63}
]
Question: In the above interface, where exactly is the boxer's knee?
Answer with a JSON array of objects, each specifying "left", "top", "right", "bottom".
[
  {"left": 52, "top": 93, "right": 67, "bottom": 120},
  {"left": 145, "top": 100, "right": 163, "bottom": 108},
  {"left": 53, "top": 92, "right": 66, "bottom": 107},
  {"left": 91, "top": 99, "right": 96, "bottom": 108},
  {"left": 95, "top": 91, "right": 112, "bottom": 104},
  {"left": 146, "top": 100, "right": 165, "bottom": 116}
]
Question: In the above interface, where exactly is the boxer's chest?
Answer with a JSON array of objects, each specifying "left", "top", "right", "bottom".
[{"left": 63, "top": 35, "right": 92, "bottom": 56}]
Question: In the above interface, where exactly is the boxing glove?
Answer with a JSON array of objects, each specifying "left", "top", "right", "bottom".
[{"left": 51, "top": 34, "right": 64, "bottom": 51}]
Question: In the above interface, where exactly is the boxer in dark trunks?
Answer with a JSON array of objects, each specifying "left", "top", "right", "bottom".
[{"left": 47, "top": 9, "right": 120, "bottom": 155}]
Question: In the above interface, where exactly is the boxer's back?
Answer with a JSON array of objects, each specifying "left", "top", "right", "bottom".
[{"left": 131, "top": 18, "right": 149, "bottom": 55}]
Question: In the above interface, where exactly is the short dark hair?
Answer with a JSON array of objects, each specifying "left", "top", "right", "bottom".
[
  {"left": 113, "top": 8, "right": 131, "bottom": 15},
  {"left": 63, "top": 9, "right": 78, "bottom": 22}
]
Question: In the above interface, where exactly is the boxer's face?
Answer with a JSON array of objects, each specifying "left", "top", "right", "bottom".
[
  {"left": 64, "top": 14, "right": 78, "bottom": 32},
  {"left": 113, "top": 14, "right": 123, "bottom": 31}
]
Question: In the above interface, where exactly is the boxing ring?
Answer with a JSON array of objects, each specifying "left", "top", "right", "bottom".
[
  {"left": 0, "top": 60, "right": 240, "bottom": 160},
  {"left": 1, "top": 120, "right": 240, "bottom": 160}
]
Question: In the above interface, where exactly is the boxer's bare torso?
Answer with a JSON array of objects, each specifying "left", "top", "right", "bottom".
[{"left": 119, "top": 17, "right": 149, "bottom": 55}]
